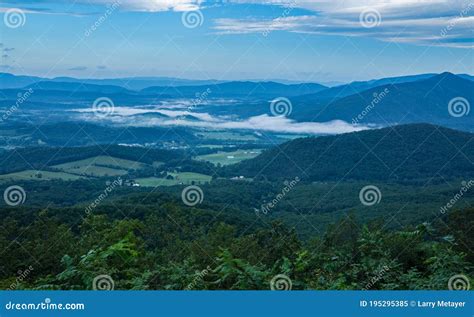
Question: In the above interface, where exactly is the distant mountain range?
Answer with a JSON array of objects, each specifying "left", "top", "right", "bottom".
[
  {"left": 0, "top": 73, "right": 226, "bottom": 90},
  {"left": 3, "top": 72, "right": 472, "bottom": 93},
  {"left": 226, "top": 124, "right": 474, "bottom": 182},
  {"left": 2, "top": 72, "right": 473, "bottom": 101},
  {"left": 24, "top": 81, "right": 135, "bottom": 94},
  {"left": 294, "top": 73, "right": 440, "bottom": 101},
  {"left": 0, "top": 72, "right": 328, "bottom": 98},
  {"left": 292, "top": 73, "right": 474, "bottom": 131},
  {"left": 1, "top": 71, "right": 473, "bottom": 133},
  {"left": 142, "top": 81, "right": 328, "bottom": 97}
]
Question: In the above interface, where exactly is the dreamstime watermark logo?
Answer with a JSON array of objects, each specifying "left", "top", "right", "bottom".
[
  {"left": 448, "top": 274, "right": 470, "bottom": 290},
  {"left": 184, "top": 265, "right": 212, "bottom": 290},
  {"left": 448, "top": 97, "right": 470, "bottom": 118},
  {"left": 6, "top": 266, "right": 34, "bottom": 290},
  {"left": 92, "top": 97, "right": 115, "bottom": 117},
  {"left": 92, "top": 274, "right": 115, "bottom": 290},
  {"left": 84, "top": 177, "right": 122, "bottom": 215},
  {"left": 270, "top": 97, "right": 292, "bottom": 117},
  {"left": 440, "top": 3, "right": 473, "bottom": 37},
  {"left": 359, "top": 185, "right": 382, "bottom": 206},
  {"left": 359, "top": 8, "right": 382, "bottom": 28},
  {"left": 362, "top": 265, "right": 390, "bottom": 290},
  {"left": 270, "top": 274, "right": 292, "bottom": 291},
  {"left": 352, "top": 88, "right": 390, "bottom": 125},
  {"left": 5, "top": 298, "right": 85, "bottom": 311},
  {"left": 181, "top": 185, "right": 204, "bottom": 206},
  {"left": 4, "top": 8, "right": 26, "bottom": 28},
  {"left": 84, "top": 0, "right": 121, "bottom": 37},
  {"left": 256, "top": 177, "right": 300, "bottom": 215},
  {"left": 182, "top": 10, "right": 204, "bottom": 29},
  {"left": 1, "top": 88, "right": 34, "bottom": 122},
  {"left": 188, "top": 88, "right": 212, "bottom": 111},
  {"left": 262, "top": 0, "right": 297, "bottom": 37},
  {"left": 440, "top": 180, "right": 473, "bottom": 214},
  {"left": 3, "top": 185, "right": 27, "bottom": 206}
]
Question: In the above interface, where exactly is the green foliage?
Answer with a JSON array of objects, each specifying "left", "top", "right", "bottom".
[
  {"left": 0, "top": 145, "right": 184, "bottom": 175},
  {"left": 1, "top": 202, "right": 472, "bottom": 290},
  {"left": 225, "top": 124, "right": 474, "bottom": 182}
]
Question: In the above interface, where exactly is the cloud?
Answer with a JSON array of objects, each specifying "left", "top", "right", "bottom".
[
  {"left": 3, "top": 0, "right": 471, "bottom": 47},
  {"left": 74, "top": 107, "right": 219, "bottom": 122},
  {"left": 3, "top": 47, "right": 15, "bottom": 52},
  {"left": 71, "top": 107, "right": 371, "bottom": 135},
  {"left": 68, "top": 66, "right": 87, "bottom": 71},
  {"left": 213, "top": 0, "right": 474, "bottom": 48},
  {"left": 96, "top": 65, "right": 107, "bottom": 70},
  {"left": 0, "top": 6, "right": 86, "bottom": 16},
  {"left": 1, "top": 0, "right": 203, "bottom": 12},
  {"left": 115, "top": 0, "right": 203, "bottom": 12}
]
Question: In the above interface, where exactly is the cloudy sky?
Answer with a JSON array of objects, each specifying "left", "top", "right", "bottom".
[{"left": 1, "top": 0, "right": 472, "bottom": 82}]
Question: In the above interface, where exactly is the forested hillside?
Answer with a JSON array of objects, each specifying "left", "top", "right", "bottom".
[
  {"left": 292, "top": 73, "right": 474, "bottom": 131},
  {"left": 1, "top": 191, "right": 471, "bottom": 290},
  {"left": 226, "top": 124, "right": 474, "bottom": 182}
]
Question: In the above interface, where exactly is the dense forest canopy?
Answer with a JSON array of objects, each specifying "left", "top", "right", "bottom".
[
  {"left": 225, "top": 124, "right": 474, "bottom": 182},
  {"left": 1, "top": 195, "right": 472, "bottom": 290},
  {"left": 0, "top": 124, "right": 472, "bottom": 291}
]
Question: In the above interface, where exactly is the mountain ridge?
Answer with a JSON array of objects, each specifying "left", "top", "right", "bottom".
[
  {"left": 225, "top": 123, "right": 474, "bottom": 182},
  {"left": 141, "top": 81, "right": 328, "bottom": 98},
  {"left": 292, "top": 73, "right": 474, "bottom": 131}
]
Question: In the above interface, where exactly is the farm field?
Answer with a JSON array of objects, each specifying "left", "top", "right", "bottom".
[
  {"left": 196, "top": 131, "right": 259, "bottom": 141},
  {"left": 0, "top": 170, "right": 85, "bottom": 183},
  {"left": 196, "top": 149, "right": 262, "bottom": 166},
  {"left": 197, "top": 145, "right": 225, "bottom": 149},
  {"left": 136, "top": 172, "right": 212, "bottom": 187},
  {"left": 52, "top": 155, "right": 144, "bottom": 177},
  {"left": 54, "top": 165, "right": 128, "bottom": 177},
  {"left": 135, "top": 177, "right": 179, "bottom": 187},
  {"left": 53, "top": 155, "right": 146, "bottom": 170}
]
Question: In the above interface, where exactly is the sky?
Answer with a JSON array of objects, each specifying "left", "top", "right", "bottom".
[{"left": 0, "top": 0, "right": 473, "bottom": 83}]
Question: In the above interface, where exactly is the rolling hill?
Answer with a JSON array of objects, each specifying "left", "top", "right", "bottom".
[
  {"left": 1, "top": 72, "right": 326, "bottom": 92},
  {"left": 48, "top": 76, "right": 227, "bottom": 90},
  {"left": 0, "top": 72, "right": 226, "bottom": 90},
  {"left": 25, "top": 81, "right": 134, "bottom": 94},
  {"left": 294, "top": 73, "right": 438, "bottom": 102},
  {"left": 225, "top": 124, "right": 474, "bottom": 182},
  {"left": 0, "top": 145, "right": 184, "bottom": 175},
  {"left": 292, "top": 73, "right": 474, "bottom": 131},
  {"left": 0, "top": 73, "right": 45, "bottom": 89},
  {"left": 142, "top": 81, "right": 328, "bottom": 98}
]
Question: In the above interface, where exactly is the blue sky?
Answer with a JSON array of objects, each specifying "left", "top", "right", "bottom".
[{"left": 1, "top": 0, "right": 472, "bottom": 82}]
